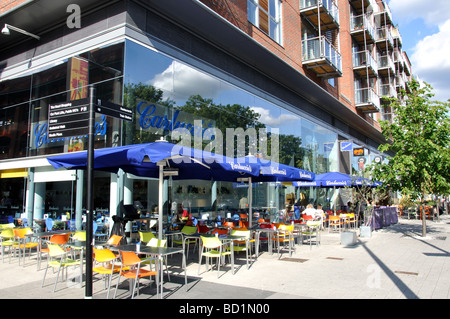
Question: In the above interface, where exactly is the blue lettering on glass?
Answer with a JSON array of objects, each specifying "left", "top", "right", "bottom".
[
  {"left": 34, "top": 123, "right": 50, "bottom": 148},
  {"left": 34, "top": 115, "right": 107, "bottom": 148},
  {"left": 137, "top": 101, "right": 214, "bottom": 138}
]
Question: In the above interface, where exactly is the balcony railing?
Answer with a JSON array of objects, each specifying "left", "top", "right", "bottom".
[
  {"left": 300, "top": 0, "right": 339, "bottom": 25},
  {"left": 378, "top": 54, "right": 395, "bottom": 72},
  {"left": 353, "top": 50, "right": 378, "bottom": 74},
  {"left": 355, "top": 87, "right": 380, "bottom": 112},
  {"left": 379, "top": 83, "right": 397, "bottom": 98},
  {"left": 376, "top": 27, "right": 393, "bottom": 47},
  {"left": 350, "top": 14, "right": 376, "bottom": 41},
  {"left": 302, "top": 36, "right": 342, "bottom": 73}
]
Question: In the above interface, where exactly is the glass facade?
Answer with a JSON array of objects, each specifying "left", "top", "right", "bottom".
[{"left": 0, "top": 38, "right": 341, "bottom": 222}]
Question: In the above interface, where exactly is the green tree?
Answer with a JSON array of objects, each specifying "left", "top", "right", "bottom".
[{"left": 371, "top": 80, "right": 450, "bottom": 236}]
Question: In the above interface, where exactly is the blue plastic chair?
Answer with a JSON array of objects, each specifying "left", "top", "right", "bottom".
[
  {"left": 45, "top": 218, "right": 54, "bottom": 231},
  {"left": 93, "top": 222, "right": 107, "bottom": 241},
  {"left": 68, "top": 219, "right": 76, "bottom": 231}
]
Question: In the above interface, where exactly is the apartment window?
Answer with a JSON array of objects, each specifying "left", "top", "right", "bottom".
[{"left": 248, "top": 0, "right": 282, "bottom": 44}]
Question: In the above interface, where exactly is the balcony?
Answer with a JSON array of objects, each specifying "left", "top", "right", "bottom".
[
  {"left": 396, "top": 73, "right": 406, "bottom": 90},
  {"left": 375, "top": 27, "right": 394, "bottom": 50},
  {"left": 300, "top": 0, "right": 339, "bottom": 31},
  {"left": 377, "top": 54, "right": 395, "bottom": 77},
  {"left": 350, "top": 14, "right": 376, "bottom": 44},
  {"left": 355, "top": 87, "right": 380, "bottom": 113},
  {"left": 348, "top": 0, "right": 373, "bottom": 13},
  {"left": 374, "top": 2, "right": 393, "bottom": 26},
  {"left": 353, "top": 50, "right": 378, "bottom": 77},
  {"left": 379, "top": 82, "right": 397, "bottom": 103},
  {"left": 302, "top": 36, "right": 342, "bottom": 78}
]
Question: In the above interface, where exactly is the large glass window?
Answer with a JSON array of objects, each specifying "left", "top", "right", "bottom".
[
  {"left": 123, "top": 39, "right": 339, "bottom": 220},
  {"left": 0, "top": 42, "right": 125, "bottom": 159}
]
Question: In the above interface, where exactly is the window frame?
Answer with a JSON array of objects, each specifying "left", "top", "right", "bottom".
[{"left": 247, "top": 0, "right": 283, "bottom": 45}]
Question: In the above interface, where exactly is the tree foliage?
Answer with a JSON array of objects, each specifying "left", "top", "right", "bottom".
[
  {"left": 372, "top": 80, "right": 450, "bottom": 199},
  {"left": 371, "top": 80, "right": 450, "bottom": 235}
]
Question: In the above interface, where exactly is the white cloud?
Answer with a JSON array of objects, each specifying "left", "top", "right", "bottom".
[
  {"left": 411, "top": 20, "right": 450, "bottom": 101},
  {"left": 250, "top": 106, "right": 299, "bottom": 127},
  {"left": 388, "top": 0, "right": 450, "bottom": 27},
  {"left": 149, "top": 61, "right": 223, "bottom": 100}
]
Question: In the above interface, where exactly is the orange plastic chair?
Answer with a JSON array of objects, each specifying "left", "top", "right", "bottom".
[
  {"left": 114, "top": 250, "right": 158, "bottom": 299},
  {"left": 107, "top": 235, "right": 123, "bottom": 246},
  {"left": 328, "top": 215, "right": 342, "bottom": 233},
  {"left": 211, "top": 228, "right": 228, "bottom": 236},
  {"left": 13, "top": 228, "right": 39, "bottom": 267},
  {"left": 223, "top": 221, "right": 235, "bottom": 229},
  {"left": 273, "top": 224, "right": 295, "bottom": 258},
  {"left": 93, "top": 248, "right": 121, "bottom": 299},
  {"left": 239, "top": 214, "right": 248, "bottom": 220}
]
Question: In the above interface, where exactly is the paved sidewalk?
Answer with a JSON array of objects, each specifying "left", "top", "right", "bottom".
[{"left": 1, "top": 214, "right": 449, "bottom": 299}]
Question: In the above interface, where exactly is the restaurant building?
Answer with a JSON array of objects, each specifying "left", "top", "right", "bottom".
[{"left": 0, "top": 0, "right": 413, "bottom": 226}]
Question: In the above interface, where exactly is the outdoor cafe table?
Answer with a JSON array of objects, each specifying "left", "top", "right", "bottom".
[
  {"left": 111, "top": 244, "right": 186, "bottom": 299},
  {"left": 250, "top": 224, "right": 306, "bottom": 256}
]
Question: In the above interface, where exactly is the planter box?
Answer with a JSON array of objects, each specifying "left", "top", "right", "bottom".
[
  {"left": 359, "top": 225, "right": 372, "bottom": 238},
  {"left": 340, "top": 231, "right": 357, "bottom": 246}
]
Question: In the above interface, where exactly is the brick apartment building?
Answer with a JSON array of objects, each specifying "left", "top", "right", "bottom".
[{"left": 0, "top": 0, "right": 412, "bottom": 223}]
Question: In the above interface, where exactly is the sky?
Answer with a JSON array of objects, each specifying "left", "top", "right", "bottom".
[{"left": 388, "top": 0, "right": 450, "bottom": 102}]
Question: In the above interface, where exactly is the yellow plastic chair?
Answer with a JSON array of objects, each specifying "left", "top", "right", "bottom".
[
  {"left": 93, "top": 248, "right": 121, "bottom": 299},
  {"left": 72, "top": 231, "right": 86, "bottom": 241},
  {"left": 0, "top": 228, "right": 14, "bottom": 263},
  {"left": 114, "top": 250, "right": 158, "bottom": 299},
  {"left": 69, "top": 231, "right": 86, "bottom": 260},
  {"left": 13, "top": 227, "right": 39, "bottom": 267},
  {"left": 138, "top": 231, "right": 156, "bottom": 244},
  {"left": 0, "top": 223, "right": 15, "bottom": 230},
  {"left": 198, "top": 236, "right": 231, "bottom": 278},
  {"left": 273, "top": 224, "right": 295, "bottom": 258},
  {"left": 229, "top": 229, "right": 253, "bottom": 269},
  {"left": 346, "top": 213, "right": 357, "bottom": 229},
  {"left": 41, "top": 242, "right": 80, "bottom": 293}
]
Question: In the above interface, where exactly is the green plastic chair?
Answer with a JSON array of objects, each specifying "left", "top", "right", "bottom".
[
  {"left": 229, "top": 229, "right": 253, "bottom": 269},
  {"left": 41, "top": 241, "right": 80, "bottom": 292},
  {"left": 173, "top": 226, "right": 198, "bottom": 259},
  {"left": 138, "top": 231, "right": 156, "bottom": 244},
  {"left": 198, "top": 235, "right": 231, "bottom": 278},
  {"left": 301, "top": 221, "right": 321, "bottom": 249},
  {"left": 0, "top": 228, "right": 14, "bottom": 263}
]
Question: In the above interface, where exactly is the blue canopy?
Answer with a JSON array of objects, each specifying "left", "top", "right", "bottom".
[
  {"left": 48, "top": 141, "right": 265, "bottom": 239},
  {"left": 293, "top": 181, "right": 320, "bottom": 187},
  {"left": 315, "top": 172, "right": 353, "bottom": 187},
  {"left": 234, "top": 155, "right": 315, "bottom": 182},
  {"left": 47, "top": 141, "right": 261, "bottom": 182}
]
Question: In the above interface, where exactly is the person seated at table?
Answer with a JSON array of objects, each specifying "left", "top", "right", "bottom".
[
  {"left": 303, "top": 204, "right": 321, "bottom": 220},
  {"left": 176, "top": 203, "right": 189, "bottom": 223}
]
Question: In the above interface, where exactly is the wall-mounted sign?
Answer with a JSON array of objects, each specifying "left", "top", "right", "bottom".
[
  {"left": 353, "top": 147, "right": 364, "bottom": 156},
  {"left": 340, "top": 141, "right": 353, "bottom": 151}
]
